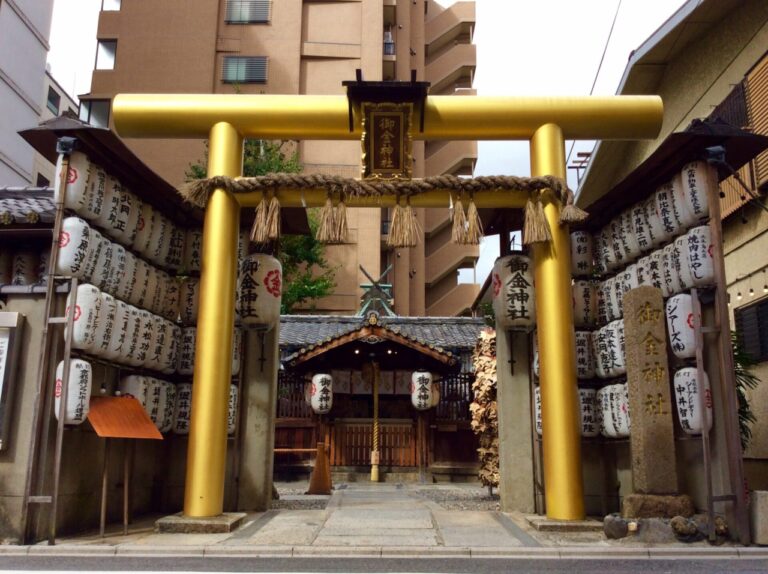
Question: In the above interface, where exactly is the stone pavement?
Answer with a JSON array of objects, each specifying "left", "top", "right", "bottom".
[{"left": 3, "top": 483, "right": 767, "bottom": 559}]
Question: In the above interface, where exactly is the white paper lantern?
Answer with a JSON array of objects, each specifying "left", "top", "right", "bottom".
[
  {"left": 228, "top": 384, "right": 239, "bottom": 435},
  {"left": 572, "top": 280, "right": 597, "bottom": 328},
  {"left": 492, "top": 255, "right": 535, "bottom": 330},
  {"left": 132, "top": 309, "right": 153, "bottom": 366},
  {"left": 532, "top": 331, "right": 539, "bottom": 379},
  {"left": 91, "top": 292, "right": 117, "bottom": 358},
  {"left": 161, "top": 275, "right": 180, "bottom": 321},
  {"left": 173, "top": 383, "right": 193, "bottom": 435},
  {"left": 534, "top": 386, "right": 543, "bottom": 436},
  {"left": 0, "top": 251, "right": 11, "bottom": 285},
  {"left": 619, "top": 209, "right": 641, "bottom": 262},
  {"left": 411, "top": 370, "right": 433, "bottom": 411},
  {"left": 602, "top": 277, "right": 619, "bottom": 323},
  {"left": 592, "top": 327, "right": 608, "bottom": 379},
  {"left": 578, "top": 388, "right": 599, "bottom": 437},
  {"left": 179, "top": 278, "right": 199, "bottom": 325},
  {"left": 55, "top": 152, "right": 93, "bottom": 216},
  {"left": 147, "top": 213, "right": 172, "bottom": 265},
  {"left": 232, "top": 329, "right": 242, "bottom": 375},
  {"left": 144, "top": 314, "right": 165, "bottom": 371},
  {"left": 309, "top": 374, "right": 333, "bottom": 414},
  {"left": 161, "top": 382, "right": 176, "bottom": 433},
  {"left": 612, "top": 383, "right": 631, "bottom": 438},
  {"left": 686, "top": 226, "right": 714, "bottom": 287},
  {"left": 167, "top": 324, "right": 182, "bottom": 374},
  {"left": 105, "top": 300, "right": 130, "bottom": 361},
  {"left": 635, "top": 255, "right": 650, "bottom": 286},
  {"left": 646, "top": 249, "right": 665, "bottom": 293},
  {"left": 237, "top": 254, "right": 282, "bottom": 329},
  {"left": 116, "top": 251, "right": 138, "bottom": 303},
  {"left": 136, "top": 260, "right": 158, "bottom": 309},
  {"left": 661, "top": 243, "right": 681, "bottom": 297},
  {"left": 95, "top": 174, "right": 121, "bottom": 232},
  {"left": 155, "top": 320, "right": 175, "bottom": 374},
  {"left": 145, "top": 378, "right": 168, "bottom": 429},
  {"left": 133, "top": 202, "right": 156, "bottom": 255},
  {"left": 122, "top": 305, "right": 143, "bottom": 366},
  {"left": 674, "top": 367, "right": 713, "bottom": 435},
  {"left": 597, "top": 386, "right": 616, "bottom": 438},
  {"left": 178, "top": 327, "right": 196, "bottom": 375},
  {"left": 596, "top": 281, "right": 608, "bottom": 325},
  {"left": 104, "top": 243, "right": 126, "bottom": 297},
  {"left": 673, "top": 235, "right": 694, "bottom": 290},
  {"left": 11, "top": 251, "right": 37, "bottom": 286},
  {"left": 82, "top": 163, "right": 107, "bottom": 221},
  {"left": 184, "top": 229, "right": 203, "bottom": 272},
  {"left": 55, "top": 217, "right": 93, "bottom": 278},
  {"left": 597, "top": 227, "right": 617, "bottom": 272},
  {"left": 574, "top": 331, "right": 595, "bottom": 380},
  {"left": 150, "top": 269, "right": 168, "bottom": 315},
  {"left": 165, "top": 225, "right": 185, "bottom": 270},
  {"left": 570, "top": 231, "right": 593, "bottom": 276},
  {"left": 608, "top": 217, "right": 628, "bottom": 268},
  {"left": 109, "top": 188, "right": 141, "bottom": 245},
  {"left": 671, "top": 172, "right": 698, "bottom": 230},
  {"left": 653, "top": 186, "right": 677, "bottom": 244},
  {"left": 631, "top": 202, "right": 654, "bottom": 254},
  {"left": 65, "top": 283, "right": 102, "bottom": 352},
  {"left": 592, "top": 231, "right": 606, "bottom": 275},
  {"left": 604, "top": 320, "right": 626, "bottom": 378},
  {"left": 54, "top": 359, "right": 92, "bottom": 425},
  {"left": 119, "top": 375, "right": 149, "bottom": 408},
  {"left": 680, "top": 161, "right": 711, "bottom": 222},
  {"left": 643, "top": 197, "right": 666, "bottom": 248},
  {"left": 666, "top": 294, "right": 696, "bottom": 359}
]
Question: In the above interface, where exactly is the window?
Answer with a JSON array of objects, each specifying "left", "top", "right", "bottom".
[
  {"left": 222, "top": 56, "right": 268, "bottom": 84},
  {"left": 36, "top": 174, "right": 50, "bottom": 188},
  {"left": 226, "top": 0, "right": 271, "bottom": 23},
  {"left": 96, "top": 40, "right": 117, "bottom": 70},
  {"left": 79, "top": 99, "right": 110, "bottom": 128},
  {"left": 46, "top": 86, "right": 61, "bottom": 115},
  {"left": 102, "top": 0, "right": 121, "bottom": 10},
  {"left": 734, "top": 297, "right": 768, "bottom": 362}
]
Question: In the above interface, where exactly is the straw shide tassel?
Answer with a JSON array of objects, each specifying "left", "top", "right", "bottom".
[
  {"left": 317, "top": 194, "right": 336, "bottom": 243},
  {"left": 451, "top": 196, "right": 467, "bottom": 244},
  {"left": 559, "top": 187, "right": 589, "bottom": 224},
  {"left": 265, "top": 192, "right": 281, "bottom": 241},
  {"left": 250, "top": 195, "right": 270, "bottom": 244},
  {"left": 335, "top": 195, "right": 348, "bottom": 243},
  {"left": 465, "top": 195, "right": 483, "bottom": 245},
  {"left": 523, "top": 194, "right": 552, "bottom": 245},
  {"left": 387, "top": 200, "right": 405, "bottom": 248}
]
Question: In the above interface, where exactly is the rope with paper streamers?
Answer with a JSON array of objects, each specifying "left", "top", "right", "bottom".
[{"left": 181, "top": 173, "right": 587, "bottom": 247}]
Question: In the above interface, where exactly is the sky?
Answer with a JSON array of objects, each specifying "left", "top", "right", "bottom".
[{"left": 46, "top": 0, "right": 687, "bottom": 283}]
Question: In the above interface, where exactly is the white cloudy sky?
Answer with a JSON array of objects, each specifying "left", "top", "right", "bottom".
[{"left": 47, "top": 0, "right": 686, "bottom": 282}]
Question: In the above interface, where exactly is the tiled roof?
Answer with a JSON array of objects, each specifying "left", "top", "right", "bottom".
[
  {"left": 280, "top": 315, "right": 485, "bottom": 353},
  {"left": 0, "top": 188, "right": 55, "bottom": 226}
]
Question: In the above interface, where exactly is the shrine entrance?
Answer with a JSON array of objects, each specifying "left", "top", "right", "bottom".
[{"left": 111, "top": 81, "right": 662, "bottom": 522}]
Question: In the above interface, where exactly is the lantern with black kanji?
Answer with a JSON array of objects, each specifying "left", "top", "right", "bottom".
[
  {"left": 54, "top": 359, "right": 92, "bottom": 425},
  {"left": 665, "top": 294, "right": 696, "bottom": 359},
  {"left": 673, "top": 367, "right": 713, "bottom": 435},
  {"left": 680, "top": 161, "right": 710, "bottom": 223},
  {"left": 491, "top": 255, "right": 535, "bottom": 331},
  {"left": 237, "top": 254, "right": 282, "bottom": 329},
  {"left": 310, "top": 373, "right": 333, "bottom": 415},
  {"left": 578, "top": 388, "right": 599, "bottom": 438},
  {"left": 410, "top": 370, "right": 433, "bottom": 411},
  {"left": 55, "top": 217, "right": 93, "bottom": 278},
  {"left": 173, "top": 383, "right": 193, "bottom": 435}
]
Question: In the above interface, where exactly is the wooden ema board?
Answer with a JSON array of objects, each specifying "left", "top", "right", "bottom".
[{"left": 88, "top": 397, "right": 163, "bottom": 440}]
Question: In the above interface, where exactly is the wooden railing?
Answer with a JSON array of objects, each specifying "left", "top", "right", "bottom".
[{"left": 329, "top": 419, "right": 416, "bottom": 467}]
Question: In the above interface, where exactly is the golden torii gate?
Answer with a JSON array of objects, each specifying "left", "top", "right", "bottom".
[{"left": 113, "top": 93, "right": 662, "bottom": 521}]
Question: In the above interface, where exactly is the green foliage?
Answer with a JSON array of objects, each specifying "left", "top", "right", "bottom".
[
  {"left": 184, "top": 139, "right": 336, "bottom": 313},
  {"left": 732, "top": 331, "right": 760, "bottom": 452}
]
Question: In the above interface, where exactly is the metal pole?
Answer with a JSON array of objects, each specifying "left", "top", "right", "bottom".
[
  {"left": 530, "top": 123, "right": 585, "bottom": 520},
  {"left": 184, "top": 122, "right": 243, "bottom": 517},
  {"left": 100, "top": 439, "right": 109, "bottom": 537}
]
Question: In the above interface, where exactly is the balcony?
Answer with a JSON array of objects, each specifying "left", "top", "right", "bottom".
[
  {"left": 425, "top": 208, "right": 451, "bottom": 237},
  {"left": 425, "top": 139, "right": 477, "bottom": 177},
  {"left": 425, "top": 43, "right": 476, "bottom": 94},
  {"left": 426, "top": 282, "right": 480, "bottom": 317},
  {"left": 425, "top": 240, "right": 478, "bottom": 287},
  {"left": 425, "top": 1, "right": 475, "bottom": 57}
]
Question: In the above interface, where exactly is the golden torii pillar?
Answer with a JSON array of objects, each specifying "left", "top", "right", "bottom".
[{"left": 113, "top": 94, "right": 662, "bottom": 521}]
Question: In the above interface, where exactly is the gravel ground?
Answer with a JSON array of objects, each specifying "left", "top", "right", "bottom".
[
  {"left": 272, "top": 484, "right": 329, "bottom": 510},
  {"left": 411, "top": 485, "right": 501, "bottom": 511}
]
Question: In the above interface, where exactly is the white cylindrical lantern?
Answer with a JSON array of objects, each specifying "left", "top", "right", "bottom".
[
  {"left": 593, "top": 326, "right": 608, "bottom": 379},
  {"left": 570, "top": 231, "right": 593, "bottom": 276},
  {"left": 141, "top": 262, "right": 159, "bottom": 311},
  {"left": 572, "top": 280, "right": 597, "bottom": 328},
  {"left": 492, "top": 255, "right": 535, "bottom": 330},
  {"left": 54, "top": 359, "right": 92, "bottom": 425},
  {"left": 661, "top": 243, "right": 681, "bottom": 297},
  {"left": 91, "top": 292, "right": 117, "bottom": 358},
  {"left": 178, "top": 327, "right": 196, "bottom": 375},
  {"left": 144, "top": 314, "right": 165, "bottom": 371},
  {"left": 109, "top": 188, "right": 141, "bottom": 245},
  {"left": 592, "top": 231, "right": 606, "bottom": 275},
  {"left": 95, "top": 174, "right": 120, "bottom": 232},
  {"left": 105, "top": 299, "right": 130, "bottom": 361},
  {"left": 605, "top": 320, "right": 626, "bottom": 378},
  {"left": 81, "top": 228, "right": 104, "bottom": 283},
  {"left": 673, "top": 367, "right": 713, "bottom": 435},
  {"left": 647, "top": 249, "right": 665, "bottom": 293},
  {"left": 162, "top": 274, "right": 180, "bottom": 321},
  {"left": 608, "top": 217, "right": 628, "bottom": 268},
  {"left": 155, "top": 320, "right": 174, "bottom": 374},
  {"left": 133, "top": 202, "right": 155, "bottom": 255},
  {"left": 131, "top": 258, "right": 150, "bottom": 307},
  {"left": 597, "top": 386, "right": 616, "bottom": 438},
  {"left": 55, "top": 217, "right": 93, "bottom": 278},
  {"left": 122, "top": 305, "right": 143, "bottom": 366},
  {"left": 147, "top": 213, "right": 172, "bottom": 265},
  {"left": 119, "top": 375, "right": 149, "bottom": 408},
  {"left": 671, "top": 172, "right": 698, "bottom": 230},
  {"left": 104, "top": 243, "right": 126, "bottom": 297},
  {"left": 167, "top": 324, "right": 182, "bottom": 374},
  {"left": 596, "top": 281, "right": 608, "bottom": 325},
  {"left": 310, "top": 373, "right": 333, "bottom": 415},
  {"left": 574, "top": 331, "right": 595, "bottom": 380},
  {"left": 631, "top": 202, "right": 653, "bottom": 253},
  {"left": 228, "top": 384, "right": 239, "bottom": 435},
  {"left": 179, "top": 278, "right": 199, "bottom": 325},
  {"left": 613, "top": 383, "right": 631, "bottom": 438},
  {"left": 90, "top": 237, "right": 115, "bottom": 290},
  {"left": 673, "top": 235, "right": 694, "bottom": 291},
  {"left": 116, "top": 251, "right": 138, "bottom": 303},
  {"left": 55, "top": 152, "right": 91, "bottom": 215},
  {"left": 655, "top": 182, "right": 682, "bottom": 240},
  {"left": 165, "top": 225, "right": 185, "bottom": 270},
  {"left": 619, "top": 209, "right": 641, "bottom": 262},
  {"left": 602, "top": 277, "right": 619, "bottom": 323},
  {"left": 680, "top": 161, "right": 710, "bottom": 222},
  {"left": 82, "top": 164, "right": 107, "bottom": 221},
  {"left": 666, "top": 294, "right": 696, "bottom": 359},
  {"left": 150, "top": 269, "right": 168, "bottom": 316},
  {"left": 635, "top": 255, "right": 650, "bottom": 286},
  {"left": 132, "top": 309, "right": 153, "bottom": 366},
  {"left": 411, "top": 370, "right": 433, "bottom": 411},
  {"left": 534, "top": 386, "right": 543, "bottom": 436},
  {"left": 184, "top": 229, "right": 203, "bottom": 273},
  {"left": 578, "top": 388, "right": 599, "bottom": 438},
  {"left": 237, "top": 254, "right": 282, "bottom": 329},
  {"left": 232, "top": 329, "right": 242, "bottom": 375},
  {"left": 65, "top": 283, "right": 102, "bottom": 352},
  {"left": 11, "top": 251, "right": 37, "bottom": 286},
  {"left": 686, "top": 226, "right": 714, "bottom": 287},
  {"left": 643, "top": 197, "right": 665, "bottom": 248},
  {"left": 145, "top": 378, "right": 168, "bottom": 429},
  {"left": 532, "top": 331, "right": 539, "bottom": 379},
  {"left": 173, "top": 382, "right": 193, "bottom": 435},
  {"left": 599, "top": 226, "right": 618, "bottom": 272},
  {"left": 161, "top": 382, "right": 176, "bottom": 433}
]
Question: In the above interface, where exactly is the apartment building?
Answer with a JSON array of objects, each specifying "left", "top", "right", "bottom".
[
  {"left": 81, "top": 0, "right": 479, "bottom": 316},
  {"left": 0, "top": 0, "right": 55, "bottom": 185}
]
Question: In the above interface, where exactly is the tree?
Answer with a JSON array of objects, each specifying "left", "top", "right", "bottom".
[
  {"left": 185, "top": 139, "right": 336, "bottom": 313},
  {"left": 732, "top": 331, "right": 759, "bottom": 451}
]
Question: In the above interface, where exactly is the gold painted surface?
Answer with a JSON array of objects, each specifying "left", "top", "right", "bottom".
[
  {"left": 113, "top": 94, "right": 662, "bottom": 141},
  {"left": 530, "top": 123, "right": 585, "bottom": 521},
  {"left": 371, "top": 361, "right": 380, "bottom": 482},
  {"left": 361, "top": 102, "right": 413, "bottom": 180},
  {"left": 184, "top": 122, "right": 243, "bottom": 518}
]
